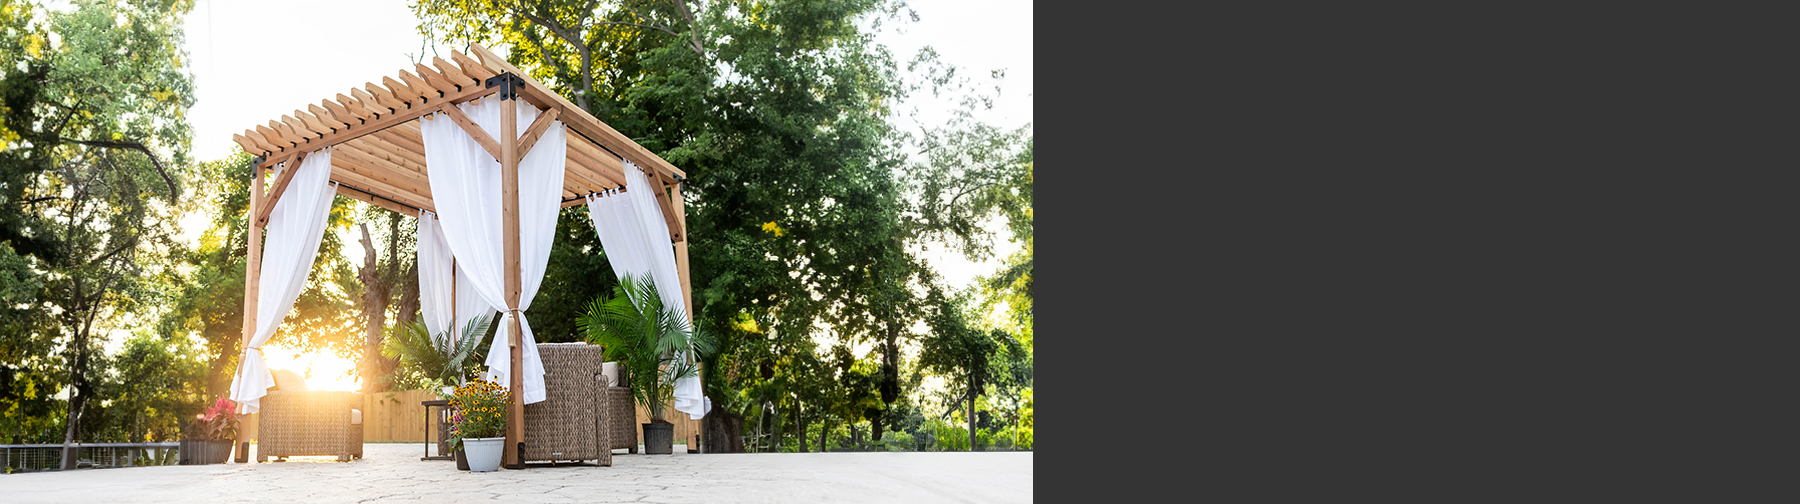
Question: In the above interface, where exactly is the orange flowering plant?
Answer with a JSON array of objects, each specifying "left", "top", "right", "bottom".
[{"left": 447, "top": 378, "right": 509, "bottom": 450}]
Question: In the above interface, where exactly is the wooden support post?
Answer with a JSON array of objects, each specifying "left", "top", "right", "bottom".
[
  {"left": 500, "top": 92, "right": 526, "bottom": 469},
  {"left": 238, "top": 158, "right": 266, "bottom": 462},
  {"left": 672, "top": 180, "right": 699, "bottom": 447}
]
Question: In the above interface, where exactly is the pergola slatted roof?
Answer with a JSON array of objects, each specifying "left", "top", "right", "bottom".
[
  {"left": 231, "top": 44, "right": 686, "bottom": 241},
  {"left": 231, "top": 44, "right": 696, "bottom": 470}
]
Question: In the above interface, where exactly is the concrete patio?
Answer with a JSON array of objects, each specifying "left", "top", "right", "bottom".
[{"left": 2, "top": 442, "right": 1033, "bottom": 503}]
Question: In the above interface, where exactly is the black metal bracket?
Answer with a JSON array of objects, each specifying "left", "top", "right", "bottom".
[
  {"left": 486, "top": 72, "right": 526, "bottom": 100},
  {"left": 250, "top": 155, "right": 265, "bottom": 177}
]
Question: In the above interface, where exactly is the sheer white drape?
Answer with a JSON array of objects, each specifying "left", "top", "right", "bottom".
[
  {"left": 419, "top": 210, "right": 496, "bottom": 358},
  {"left": 420, "top": 98, "right": 565, "bottom": 404},
  {"left": 585, "top": 161, "right": 709, "bottom": 418},
  {"left": 229, "top": 148, "right": 338, "bottom": 414},
  {"left": 417, "top": 210, "right": 455, "bottom": 349}
]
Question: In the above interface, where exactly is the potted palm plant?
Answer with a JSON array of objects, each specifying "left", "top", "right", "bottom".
[
  {"left": 578, "top": 273, "right": 714, "bottom": 455},
  {"left": 447, "top": 378, "right": 509, "bottom": 472},
  {"left": 385, "top": 313, "right": 494, "bottom": 469}
]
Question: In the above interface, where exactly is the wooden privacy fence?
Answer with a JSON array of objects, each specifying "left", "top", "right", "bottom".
[{"left": 241, "top": 389, "right": 701, "bottom": 446}]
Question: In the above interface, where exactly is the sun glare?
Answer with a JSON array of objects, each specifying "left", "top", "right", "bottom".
[{"left": 259, "top": 343, "right": 362, "bottom": 391}]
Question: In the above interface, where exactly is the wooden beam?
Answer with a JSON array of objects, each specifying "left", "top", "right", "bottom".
[
  {"left": 645, "top": 171, "right": 683, "bottom": 242},
  {"left": 255, "top": 151, "right": 305, "bottom": 227},
  {"left": 566, "top": 135, "right": 627, "bottom": 186},
  {"left": 515, "top": 108, "right": 560, "bottom": 160},
  {"left": 499, "top": 94, "right": 525, "bottom": 470},
  {"left": 266, "top": 121, "right": 307, "bottom": 146},
  {"left": 469, "top": 44, "right": 687, "bottom": 181},
  {"left": 439, "top": 102, "right": 503, "bottom": 162},
  {"left": 281, "top": 115, "right": 325, "bottom": 139},
  {"left": 335, "top": 183, "right": 421, "bottom": 216}
]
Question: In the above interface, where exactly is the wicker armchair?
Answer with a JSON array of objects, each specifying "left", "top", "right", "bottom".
[
  {"left": 256, "top": 391, "right": 364, "bottom": 462},
  {"left": 521, "top": 343, "right": 611, "bottom": 466}
]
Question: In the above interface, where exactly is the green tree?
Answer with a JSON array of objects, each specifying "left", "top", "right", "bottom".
[
  {"left": 917, "top": 285, "right": 1024, "bottom": 451},
  {"left": 0, "top": 0, "right": 199, "bottom": 464},
  {"left": 414, "top": 0, "right": 924, "bottom": 450},
  {"left": 157, "top": 151, "right": 360, "bottom": 398}
]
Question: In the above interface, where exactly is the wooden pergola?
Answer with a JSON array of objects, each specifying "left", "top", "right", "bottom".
[{"left": 232, "top": 44, "right": 691, "bottom": 468}]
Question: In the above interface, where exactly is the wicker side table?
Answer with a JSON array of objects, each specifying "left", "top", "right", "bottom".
[{"left": 422, "top": 399, "right": 453, "bottom": 461}]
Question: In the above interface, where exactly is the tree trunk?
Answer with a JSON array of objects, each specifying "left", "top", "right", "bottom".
[
  {"left": 818, "top": 417, "right": 829, "bottom": 452},
  {"left": 796, "top": 402, "right": 807, "bottom": 453},
  {"left": 968, "top": 376, "right": 978, "bottom": 452},
  {"left": 358, "top": 224, "right": 389, "bottom": 393}
]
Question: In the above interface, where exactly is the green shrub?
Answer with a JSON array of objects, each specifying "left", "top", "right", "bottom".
[{"left": 880, "top": 430, "right": 914, "bottom": 452}]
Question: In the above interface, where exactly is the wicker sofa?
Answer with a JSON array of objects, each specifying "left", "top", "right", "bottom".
[
  {"left": 256, "top": 391, "right": 364, "bottom": 462},
  {"left": 521, "top": 342, "right": 611, "bottom": 466}
]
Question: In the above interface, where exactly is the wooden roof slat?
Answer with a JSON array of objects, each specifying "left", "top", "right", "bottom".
[
  {"left": 370, "top": 128, "right": 427, "bottom": 158},
  {"left": 238, "top": 130, "right": 280, "bottom": 154},
  {"left": 337, "top": 183, "right": 425, "bottom": 216},
  {"left": 450, "top": 49, "right": 496, "bottom": 79},
  {"left": 318, "top": 99, "right": 360, "bottom": 126},
  {"left": 345, "top": 136, "right": 428, "bottom": 174},
  {"left": 433, "top": 56, "right": 478, "bottom": 87},
  {"left": 254, "top": 125, "right": 295, "bottom": 150},
  {"left": 363, "top": 82, "right": 408, "bottom": 112},
  {"left": 350, "top": 87, "right": 392, "bottom": 116},
  {"left": 384, "top": 76, "right": 429, "bottom": 106},
  {"left": 233, "top": 133, "right": 266, "bottom": 156},
  {"left": 565, "top": 133, "right": 627, "bottom": 186},
  {"left": 413, "top": 64, "right": 460, "bottom": 95},
  {"left": 333, "top": 145, "right": 434, "bottom": 198},
  {"left": 563, "top": 152, "right": 616, "bottom": 194},
  {"left": 295, "top": 110, "right": 339, "bottom": 134},
  {"left": 309, "top": 104, "right": 352, "bottom": 130},
  {"left": 328, "top": 161, "right": 435, "bottom": 211},
  {"left": 266, "top": 121, "right": 308, "bottom": 146},
  {"left": 465, "top": 46, "right": 507, "bottom": 76},
  {"left": 400, "top": 69, "right": 442, "bottom": 100},
  {"left": 283, "top": 114, "right": 328, "bottom": 139},
  {"left": 335, "top": 93, "right": 373, "bottom": 121}
]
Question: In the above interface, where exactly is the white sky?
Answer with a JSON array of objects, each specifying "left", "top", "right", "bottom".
[{"left": 174, "top": 2, "right": 1028, "bottom": 388}]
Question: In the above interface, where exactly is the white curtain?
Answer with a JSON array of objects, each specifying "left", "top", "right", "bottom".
[
  {"left": 420, "top": 98, "right": 565, "bottom": 404},
  {"left": 417, "top": 210, "right": 454, "bottom": 348},
  {"left": 419, "top": 211, "right": 496, "bottom": 362},
  {"left": 585, "top": 161, "right": 709, "bottom": 418},
  {"left": 229, "top": 148, "right": 338, "bottom": 414}
]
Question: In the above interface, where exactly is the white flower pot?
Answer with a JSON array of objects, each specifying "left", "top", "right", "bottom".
[{"left": 462, "top": 437, "right": 505, "bottom": 472}]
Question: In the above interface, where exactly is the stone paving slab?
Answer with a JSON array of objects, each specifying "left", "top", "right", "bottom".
[{"left": 2, "top": 443, "right": 1032, "bottom": 503}]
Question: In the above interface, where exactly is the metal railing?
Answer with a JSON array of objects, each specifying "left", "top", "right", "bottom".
[{"left": 2, "top": 443, "right": 182, "bottom": 473}]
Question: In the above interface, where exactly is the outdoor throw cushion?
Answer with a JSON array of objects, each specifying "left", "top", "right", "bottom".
[
  {"left": 272, "top": 368, "right": 309, "bottom": 392},
  {"left": 350, "top": 409, "right": 362, "bottom": 425}
]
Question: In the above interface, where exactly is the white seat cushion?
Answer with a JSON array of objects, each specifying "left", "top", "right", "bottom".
[
  {"left": 602, "top": 362, "right": 621, "bottom": 387},
  {"left": 350, "top": 409, "right": 362, "bottom": 425}
]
